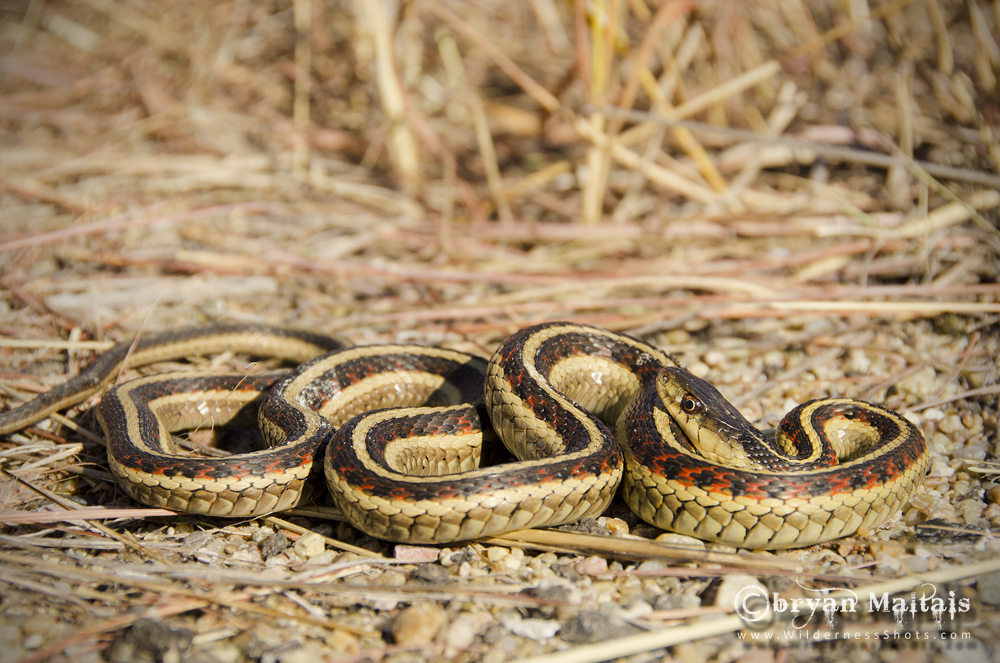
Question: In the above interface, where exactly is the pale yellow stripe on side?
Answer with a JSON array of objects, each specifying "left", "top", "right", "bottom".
[
  {"left": 316, "top": 371, "right": 448, "bottom": 423},
  {"left": 516, "top": 325, "right": 623, "bottom": 456},
  {"left": 344, "top": 406, "right": 605, "bottom": 487},
  {"left": 112, "top": 379, "right": 178, "bottom": 457}
]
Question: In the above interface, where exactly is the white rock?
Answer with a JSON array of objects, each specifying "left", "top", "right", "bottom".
[
  {"left": 713, "top": 573, "right": 769, "bottom": 624},
  {"left": 392, "top": 603, "right": 446, "bottom": 645},
  {"left": 505, "top": 616, "right": 560, "bottom": 641},
  {"left": 292, "top": 532, "right": 325, "bottom": 560},
  {"left": 443, "top": 613, "right": 492, "bottom": 649},
  {"left": 574, "top": 556, "right": 608, "bottom": 576}
]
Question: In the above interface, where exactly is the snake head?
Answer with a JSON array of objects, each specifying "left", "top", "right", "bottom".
[{"left": 654, "top": 367, "right": 770, "bottom": 469}]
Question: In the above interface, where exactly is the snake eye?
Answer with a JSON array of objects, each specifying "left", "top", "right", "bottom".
[{"left": 680, "top": 394, "right": 702, "bottom": 415}]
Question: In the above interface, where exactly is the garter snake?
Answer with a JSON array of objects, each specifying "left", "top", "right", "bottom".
[{"left": 0, "top": 322, "right": 928, "bottom": 548}]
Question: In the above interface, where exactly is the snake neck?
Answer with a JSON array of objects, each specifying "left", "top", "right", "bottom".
[
  {"left": 620, "top": 373, "right": 846, "bottom": 473},
  {"left": 486, "top": 322, "right": 671, "bottom": 463}
]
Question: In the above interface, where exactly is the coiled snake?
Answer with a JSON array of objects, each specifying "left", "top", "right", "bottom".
[{"left": 0, "top": 322, "right": 928, "bottom": 549}]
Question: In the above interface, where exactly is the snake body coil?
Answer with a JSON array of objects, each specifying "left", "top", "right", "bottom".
[
  {"left": 619, "top": 367, "right": 929, "bottom": 548},
  {"left": 0, "top": 322, "right": 928, "bottom": 549}
]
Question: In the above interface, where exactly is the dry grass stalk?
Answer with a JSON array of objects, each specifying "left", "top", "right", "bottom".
[
  {"left": 362, "top": 0, "right": 420, "bottom": 194},
  {"left": 575, "top": 116, "right": 718, "bottom": 203},
  {"left": 490, "top": 529, "right": 796, "bottom": 570},
  {"left": 265, "top": 515, "right": 380, "bottom": 559},
  {"left": 438, "top": 35, "right": 514, "bottom": 224},
  {"left": 291, "top": 0, "right": 313, "bottom": 178},
  {"left": 592, "top": 109, "right": 1000, "bottom": 189},
  {"left": 0, "top": 507, "right": 177, "bottom": 523},
  {"left": 426, "top": 1, "right": 560, "bottom": 112}
]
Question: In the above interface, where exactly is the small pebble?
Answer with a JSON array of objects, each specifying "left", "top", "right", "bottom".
[
  {"left": 802, "top": 318, "right": 834, "bottom": 336},
  {"left": 323, "top": 630, "right": 358, "bottom": 654},
  {"left": 304, "top": 550, "right": 338, "bottom": 566},
  {"left": 251, "top": 525, "right": 275, "bottom": 544},
  {"left": 762, "top": 351, "right": 785, "bottom": 369},
  {"left": 598, "top": 517, "right": 630, "bottom": 536},
  {"left": 869, "top": 539, "right": 905, "bottom": 559},
  {"left": 604, "top": 598, "right": 652, "bottom": 620},
  {"left": 312, "top": 523, "right": 334, "bottom": 537},
  {"left": 372, "top": 570, "right": 407, "bottom": 587},
  {"left": 486, "top": 546, "right": 510, "bottom": 563},
  {"left": 372, "top": 599, "right": 400, "bottom": 612},
  {"left": 846, "top": 348, "right": 871, "bottom": 373},
  {"left": 674, "top": 642, "right": 718, "bottom": 663},
  {"left": 922, "top": 408, "right": 945, "bottom": 421},
  {"left": 260, "top": 532, "right": 290, "bottom": 559},
  {"left": 559, "top": 612, "right": 640, "bottom": 644},
  {"left": 443, "top": 613, "right": 492, "bottom": 649},
  {"left": 735, "top": 648, "right": 775, "bottom": 663},
  {"left": 106, "top": 619, "right": 193, "bottom": 663},
  {"left": 498, "top": 547, "right": 525, "bottom": 571},
  {"left": 501, "top": 616, "right": 560, "bottom": 642},
  {"left": 292, "top": 532, "right": 325, "bottom": 560},
  {"left": 574, "top": 556, "right": 608, "bottom": 576},
  {"left": 481, "top": 623, "right": 508, "bottom": 646},
  {"left": 184, "top": 531, "right": 214, "bottom": 549},
  {"left": 870, "top": 540, "right": 906, "bottom": 574},
  {"left": 938, "top": 414, "right": 964, "bottom": 435},
  {"left": 231, "top": 545, "right": 262, "bottom": 564},
  {"left": 392, "top": 603, "right": 446, "bottom": 645},
  {"left": 977, "top": 573, "right": 1000, "bottom": 606},
  {"left": 652, "top": 592, "right": 701, "bottom": 611},
  {"left": 264, "top": 553, "right": 291, "bottom": 568},
  {"left": 664, "top": 329, "right": 690, "bottom": 345},
  {"left": 21, "top": 633, "right": 45, "bottom": 650},
  {"left": 20, "top": 615, "right": 57, "bottom": 635},
  {"left": 901, "top": 555, "right": 930, "bottom": 573},
  {"left": 712, "top": 573, "right": 768, "bottom": 611},
  {"left": 955, "top": 499, "right": 986, "bottom": 525},
  {"left": 412, "top": 564, "right": 451, "bottom": 584},
  {"left": 687, "top": 361, "right": 711, "bottom": 378},
  {"left": 704, "top": 350, "right": 726, "bottom": 367}
]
